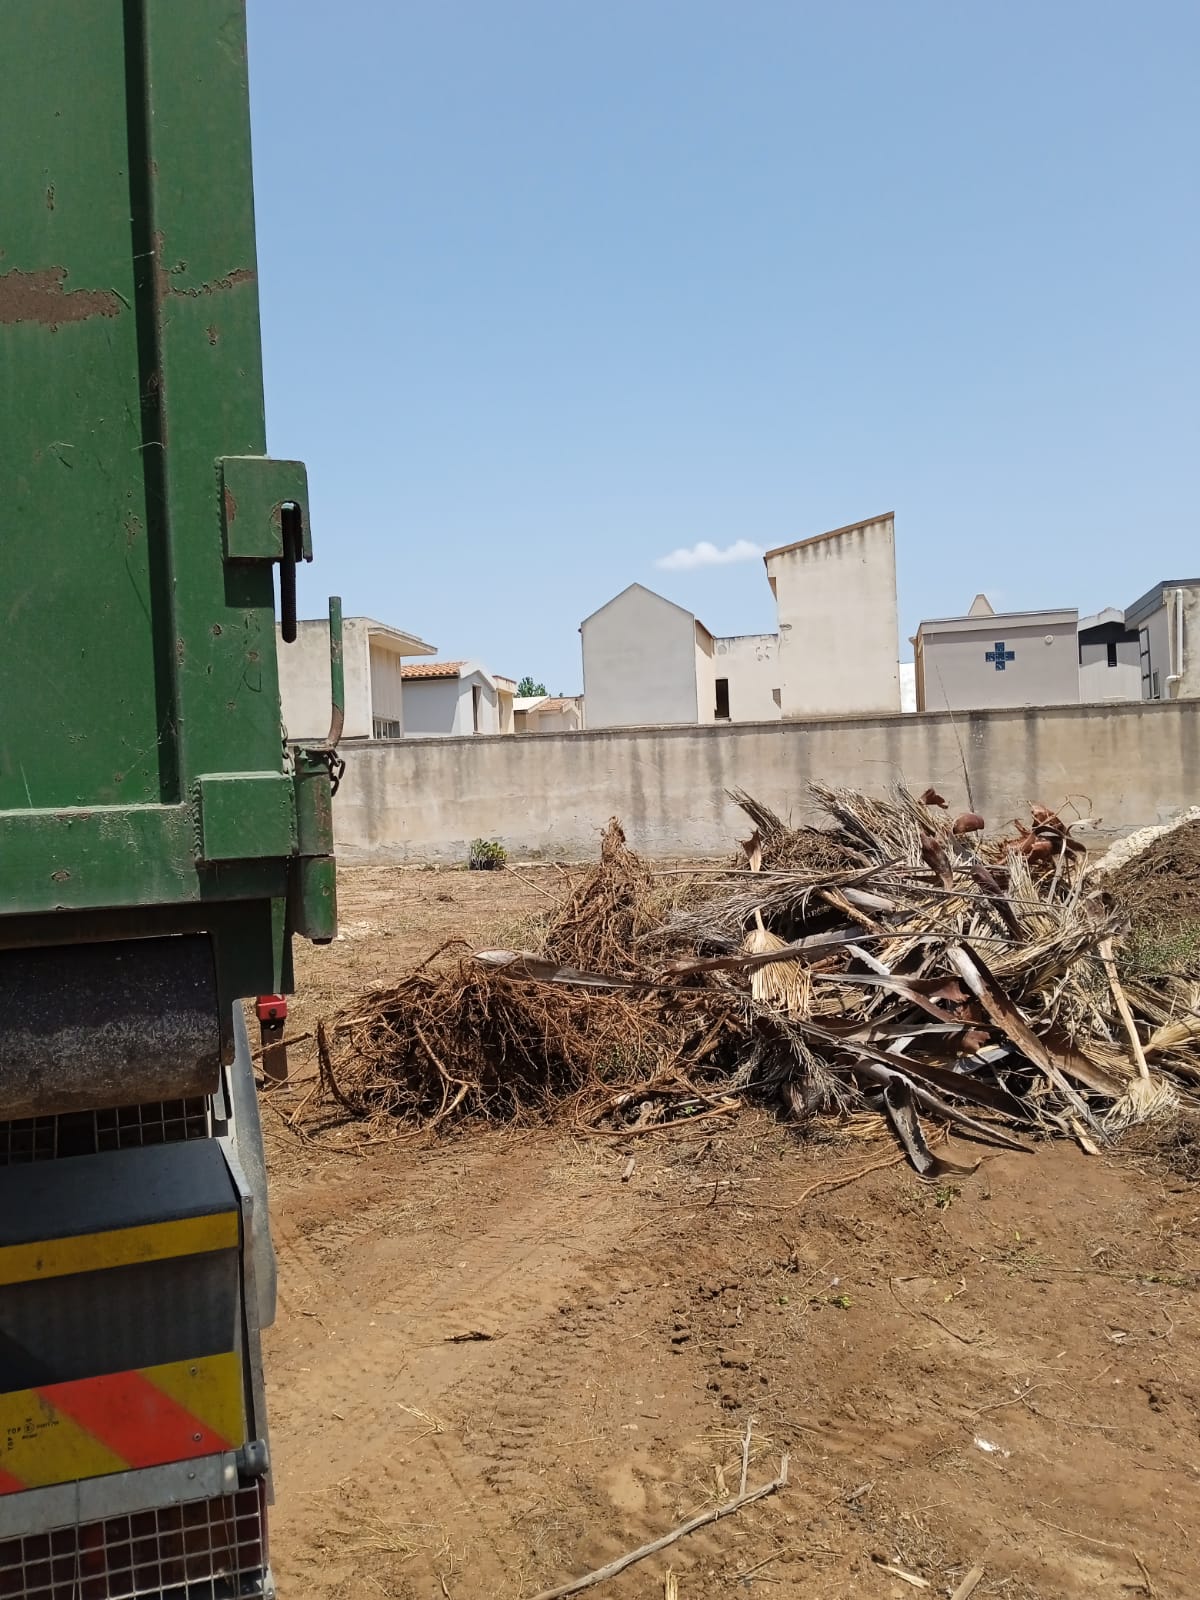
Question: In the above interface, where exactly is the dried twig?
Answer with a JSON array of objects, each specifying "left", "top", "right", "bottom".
[
  {"left": 786, "top": 1152, "right": 907, "bottom": 1208},
  {"left": 1099, "top": 937, "right": 1150, "bottom": 1080},
  {"left": 505, "top": 864, "right": 559, "bottom": 901},
  {"left": 253, "top": 1029, "right": 313, "bottom": 1061},
  {"left": 1134, "top": 1550, "right": 1158, "bottom": 1600},
  {"left": 949, "top": 1568, "right": 986, "bottom": 1600},
  {"left": 527, "top": 1456, "right": 789, "bottom": 1600},
  {"left": 872, "top": 1562, "right": 930, "bottom": 1590},
  {"left": 316, "top": 1020, "right": 360, "bottom": 1116},
  {"left": 889, "top": 1277, "right": 976, "bottom": 1345}
]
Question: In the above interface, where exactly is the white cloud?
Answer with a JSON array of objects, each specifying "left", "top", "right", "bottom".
[{"left": 655, "top": 538, "right": 763, "bottom": 572}]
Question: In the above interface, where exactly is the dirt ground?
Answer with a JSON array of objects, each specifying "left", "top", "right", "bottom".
[{"left": 260, "top": 864, "right": 1200, "bottom": 1600}]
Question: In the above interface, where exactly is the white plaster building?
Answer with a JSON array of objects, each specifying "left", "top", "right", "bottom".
[
  {"left": 400, "top": 662, "right": 516, "bottom": 736},
  {"left": 1077, "top": 607, "right": 1141, "bottom": 703},
  {"left": 581, "top": 585, "right": 714, "bottom": 729},
  {"left": 580, "top": 585, "right": 785, "bottom": 729},
  {"left": 581, "top": 514, "right": 904, "bottom": 728},
  {"left": 1126, "top": 578, "right": 1200, "bottom": 701},
  {"left": 277, "top": 616, "right": 435, "bottom": 741}
]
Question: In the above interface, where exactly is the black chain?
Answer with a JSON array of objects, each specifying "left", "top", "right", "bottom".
[{"left": 323, "top": 752, "right": 347, "bottom": 797}]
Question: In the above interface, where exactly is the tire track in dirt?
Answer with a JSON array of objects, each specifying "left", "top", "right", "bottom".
[{"left": 267, "top": 1143, "right": 668, "bottom": 1594}]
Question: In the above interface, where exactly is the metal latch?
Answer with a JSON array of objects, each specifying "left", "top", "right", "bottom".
[
  {"left": 288, "top": 596, "right": 343, "bottom": 944},
  {"left": 218, "top": 456, "right": 312, "bottom": 641},
  {"left": 301, "top": 595, "right": 345, "bottom": 793}
]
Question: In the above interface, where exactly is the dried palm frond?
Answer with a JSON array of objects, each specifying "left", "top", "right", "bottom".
[{"left": 312, "top": 783, "right": 1200, "bottom": 1169}]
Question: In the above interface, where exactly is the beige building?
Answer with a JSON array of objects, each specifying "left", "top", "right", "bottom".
[
  {"left": 913, "top": 596, "right": 1080, "bottom": 712},
  {"left": 400, "top": 662, "right": 516, "bottom": 736},
  {"left": 514, "top": 694, "right": 584, "bottom": 733},
  {"left": 1126, "top": 578, "right": 1200, "bottom": 701},
  {"left": 765, "top": 513, "right": 901, "bottom": 718},
  {"left": 580, "top": 584, "right": 785, "bottom": 729},
  {"left": 277, "top": 615, "right": 435, "bottom": 741},
  {"left": 582, "top": 515, "right": 903, "bottom": 728},
  {"left": 711, "top": 634, "right": 781, "bottom": 721}
]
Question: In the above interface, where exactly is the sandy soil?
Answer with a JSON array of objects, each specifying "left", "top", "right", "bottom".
[{"left": 259, "top": 864, "right": 1200, "bottom": 1600}]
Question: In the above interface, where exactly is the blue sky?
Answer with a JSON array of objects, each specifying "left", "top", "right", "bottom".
[{"left": 248, "top": 0, "right": 1198, "bottom": 694}]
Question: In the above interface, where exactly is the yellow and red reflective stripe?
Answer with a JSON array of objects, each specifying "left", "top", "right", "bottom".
[
  {"left": 41, "top": 1369, "right": 233, "bottom": 1470},
  {"left": 0, "top": 1353, "right": 245, "bottom": 1493}
]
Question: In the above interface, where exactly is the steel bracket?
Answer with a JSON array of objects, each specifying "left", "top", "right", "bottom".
[{"left": 219, "top": 457, "right": 312, "bottom": 563}]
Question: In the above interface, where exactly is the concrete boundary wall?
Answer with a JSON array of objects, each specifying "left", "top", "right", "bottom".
[{"left": 333, "top": 702, "right": 1200, "bottom": 863}]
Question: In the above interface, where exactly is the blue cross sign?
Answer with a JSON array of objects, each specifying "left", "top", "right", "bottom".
[{"left": 985, "top": 641, "right": 1015, "bottom": 671}]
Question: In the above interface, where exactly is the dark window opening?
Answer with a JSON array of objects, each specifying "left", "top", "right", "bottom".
[
  {"left": 1106, "top": 640, "right": 1118, "bottom": 668},
  {"left": 714, "top": 678, "right": 730, "bottom": 719},
  {"left": 472, "top": 683, "right": 482, "bottom": 733},
  {"left": 772, "top": 688, "right": 781, "bottom": 708}
]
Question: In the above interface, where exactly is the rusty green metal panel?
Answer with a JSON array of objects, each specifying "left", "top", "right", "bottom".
[
  {"left": 0, "top": 809, "right": 196, "bottom": 915},
  {"left": 196, "top": 774, "right": 296, "bottom": 863},
  {"left": 0, "top": 0, "right": 334, "bottom": 994},
  {"left": 0, "top": 2, "right": 167, "bottom": 811}
]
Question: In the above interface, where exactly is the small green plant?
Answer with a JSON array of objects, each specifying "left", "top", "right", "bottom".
[
  {"left": 991, "top": 1236, "right": 1048, "bottom": 1276},
  {"left": 468, "top": 838, "right": 507, "bottom": 871},
  {"left": 934, "top": 1183, "right": 961, "bottom": 1211}
]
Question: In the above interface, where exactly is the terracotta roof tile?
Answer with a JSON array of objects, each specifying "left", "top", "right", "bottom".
[{"left": 401, "top": 660, "right": 464, "bottom": 680}]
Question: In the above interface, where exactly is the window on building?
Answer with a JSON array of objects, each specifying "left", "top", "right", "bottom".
[
  {"left": 472, "top": 684, "right": 482, "bottom": 733},
  {"left": 372, "top": 717, "right": 401, "bottom": 739},
  {"left": 714, "top": 678, "right": 730, "bottom": 719},
  {"left": 1152, "top": 670, "right": 1160, "bottom": 700},
  {"left": 1106, "top": 640, "right": 1118, "bottom": 668},
  {"left": 772, "top": 688, "right": 781, "bottom": 708}
]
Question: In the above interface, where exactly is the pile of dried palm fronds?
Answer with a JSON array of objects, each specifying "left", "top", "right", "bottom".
[{"left": 317, "top": 790, "right": 1200, "bottom": 1168}]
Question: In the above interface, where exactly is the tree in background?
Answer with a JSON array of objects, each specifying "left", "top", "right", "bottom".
[{"left": 517, "top": 675, "right": 548, "bottom": 697}]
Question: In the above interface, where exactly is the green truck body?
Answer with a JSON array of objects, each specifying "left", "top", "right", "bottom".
[{"left": 0, "top": 3, "right": 335, "bottom": 1592}]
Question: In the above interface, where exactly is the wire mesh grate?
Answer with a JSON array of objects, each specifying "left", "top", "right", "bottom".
[
  {"left": 0, "top": 1482, "right": 267, "bottom": 1598},
  {"left": 0, "top": 1101, "right": 210, "bottom": 1166}
]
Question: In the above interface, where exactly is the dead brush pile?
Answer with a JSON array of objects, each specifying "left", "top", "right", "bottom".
[
  {"left": 317, "top": 791, "right": 1200, "bottom": 1170},
  {"left": 318, "top": 823, "right": 746, "bottom": 1132}
]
